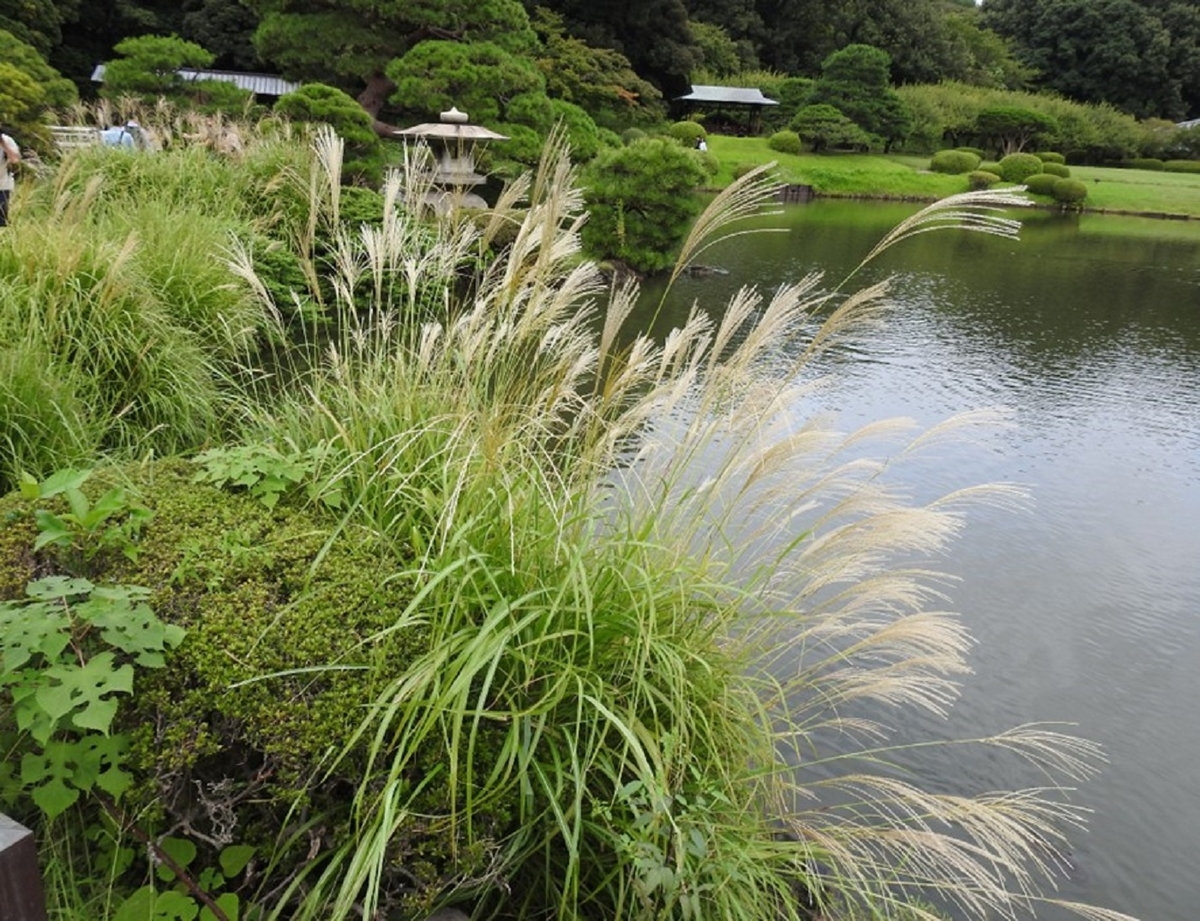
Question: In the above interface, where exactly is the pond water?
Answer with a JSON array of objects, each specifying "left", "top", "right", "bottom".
[{"left": 640, "top": 200, "right": 1200, "bottom": 921}]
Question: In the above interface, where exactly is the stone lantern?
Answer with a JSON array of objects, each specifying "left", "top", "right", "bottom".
[{"left": 394, "top": 107, "right": 508, "bottom": 212}]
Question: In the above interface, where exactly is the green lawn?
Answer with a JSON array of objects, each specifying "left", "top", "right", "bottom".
[{"left": 704, "top": 135, "right": 1200, "bottom": 219}]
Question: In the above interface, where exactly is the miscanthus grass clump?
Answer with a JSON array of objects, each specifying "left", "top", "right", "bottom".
[{"left": 223, "top": 128, "right": 1135, "bottom": 921}]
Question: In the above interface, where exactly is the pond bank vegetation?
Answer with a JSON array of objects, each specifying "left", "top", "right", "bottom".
[{"left": 0, "top": 120, "right": 1139, "bottom": 921}]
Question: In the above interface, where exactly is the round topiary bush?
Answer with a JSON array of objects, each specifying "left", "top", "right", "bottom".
[
  {"left": 732, "top": 162, "right": 758, "bottom": 179},
  {"left": 768, "top": 130, "right": 804, "bottom": 155},
  {"left": 1040, "top": 161, "right": 1070, "bottom": 178},
  {"left": 1036, "top": 151, "right": 1066, "bottom": 164},
  {"left": 931, "top": 149, "right": 981, "bottom": 174},
  {"left": 1164, "top": 159, "right": 1200, "bottom": 173},
  {"left": 998, "top": 152, "right": 1045, "bottom": 183},
  {"left": 582, "top": 138, "right": 707, "bottom": 273},
  {"left": 955, "top": 146, "right": 986, "bottom": 159},
  {"left": 273, "top": 83, "right": 384, "bottom": 184},
  {"left": 979, "top": 161, "right": 1002, "bottom": 176},
  {"left": 967, "top": 169, "right": 1002, "bottom": 190},
  {"left": 621, "top": 127, "right": 647, "bottom": 146},
  {"left": 1023, "top": 173, "right": 1060, "bottom": 196},
  {"left": 1052, "top": 177, "right": 1089, "bottom": 205},
  {"left": 667, "top": 120, "right": 707, "bottom": 145}
]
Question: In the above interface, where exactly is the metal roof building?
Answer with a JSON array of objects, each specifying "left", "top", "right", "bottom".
[
  {"left": 675, "top": 86, "right": 779, "bottom": 107},
  {"left": 91, "top": 64, "right": 301, "bottom": 98}
]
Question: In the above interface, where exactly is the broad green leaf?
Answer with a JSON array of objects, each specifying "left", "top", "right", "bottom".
[
  {"left": 78, "top": 596, "right": 186, "bottom": 661},
  {"left": 156, "top": 836, "right": 198, "bottom": 882},
  {"left": 0, "top": 600, "right": 69, "bottom": 672},
  {"left": 26, "top": 576, "right": 94, "bottom": 600},
  {"left": 30, "top": 776, "right": 79, "bottom": 818},
  {"left": 18, "top": 470, "right": 40, "bottom": 499},
  {"left": 218, "top": 844, "right": 255, "bottom": 878},
  {"left": 11, "top": 679, "right": 56, "bottom": 742},
  {"left": 88, "top": 488, "right": 129, "bottom": 525},
  {"left": 200, "top": 892, "right": 239, "bottom": 921},
  {"left": 76, "top": 734, "right": 133, "bottom": 799},
  {"left": 36, "top": 653, "right": 134, "bottom": 736},
  {"left": 33, "top": 511, "right": 72, "bottom": 550},
  {"left": 65, "top": 485, "right": 91, "bottom": 522},
  {"left": 114, "top": 886, "right": 200, "bottom": 921},
  {"left": 37, "top": 468, "right": 91, "bottom": 498}
]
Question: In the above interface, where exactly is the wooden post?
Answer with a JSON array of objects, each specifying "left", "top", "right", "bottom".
[{"left": 0, "top": 814, "right": 47, "bottom": 921}]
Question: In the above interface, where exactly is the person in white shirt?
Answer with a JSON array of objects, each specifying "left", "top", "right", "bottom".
[
  {"left": 101, "top": 120, "right": 144, "bottom": 150},
  {"left": 0, "top": 129, "right": 20, "bottom": 228}
]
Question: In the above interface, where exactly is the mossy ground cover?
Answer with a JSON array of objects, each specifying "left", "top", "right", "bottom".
[{"left": 705, "top": 136, "right": 1200, "bottom": 218}]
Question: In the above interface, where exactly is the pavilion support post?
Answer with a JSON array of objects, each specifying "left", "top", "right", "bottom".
[{"left": 0, "top": 814, "right": 47, "bottom": 921}]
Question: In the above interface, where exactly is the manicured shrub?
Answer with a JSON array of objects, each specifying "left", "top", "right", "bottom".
[
  {"left": 1040, "top": 161, "right": 1070, "bottom": 177},
  {"left": 1163, "top": 159, "right": 1200, "bottom": 173},
  {"left": 732, "top": 162, "right": 757, "bottom": 179},
  {"left": 1023, "top": 173, "right": 1060, "bottom": 196},
  {"left": 693, "top": 148, "right": 720, "bottom": 177},
  {"left": 1052, "top": 177, "right": 1089, "bottom": 204},
  {"left": 998, "top": 152, "right": 1044, "bottom": 182},
  {"left": 980, "top": 160, "right": 1002, "bottom": 175},
  {"left": 548, "top": 98, "right": 603, "bottom": 161},
  {"left": 1036, "top": 150, "right": 1066, "bottom": 164},
  {"left": 490, "top": 122, "right": 543, "bottom": 169},
  {"left": 582, "top": 137, "right": 706, "bottom": 272},
  {"left": 668, "top": 119, "right": 707, "bottom": 144},
  {"left": 597, "top": 127, "right": 621, "bottom": 149},
  {"left": 1124, "top": 157, "right": 1165, "bottom": 171},
  {"left": 931, "top": 149, "right": 981, "bottom": 174},
  {"left": 789, "top": 103, "right": 871, "bottom": 152},
  {"left": 621, "top": 127, "right": 647, "bottom": 145},
  {"left": 273, "top": 83, "right": 383, "bottom": 184},
  {"left": 768, "top": 129, "right": 804, "bottom": 155},
  {"left": 955, "top": 146, "right": 985, "bottom": 159},
  {"left": 967, "top": 169, "right": 1001, "bottom": 190}
]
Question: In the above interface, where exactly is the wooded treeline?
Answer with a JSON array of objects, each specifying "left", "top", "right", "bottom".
[{"left": 3, "top": 0, "right": 1197, "bottom": 122}]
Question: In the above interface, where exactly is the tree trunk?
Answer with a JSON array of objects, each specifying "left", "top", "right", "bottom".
[{"left": 357, "top": 73, "right": 402, "bottom": 139}]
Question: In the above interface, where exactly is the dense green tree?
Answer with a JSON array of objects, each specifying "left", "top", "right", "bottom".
[
  {"left": 689, "top": 19, "right": 751, "bottom": 76},
  {"left": 581, "top": 137, "right": 705, "bottom": 272},
  {"left": 54, "top": 0, "right": 183, "bottom": 94},
  {"left": 827, "top": 0, "right": 961, "bottom": 84},
  {"left": 683, "top": 0, "right": 766, "bottom": 49},
  {"left": 526, "top": 0, "right": 701, "bottom": 95},
  {"left": 1152, "top": 0, "right": 1200, "bottom": 116},
  {"left": 0, "top": 0, "right": 78, "bottom": 56},
  {"left": 251, "top": 0, "right": 537, "bottom": 130},
  {"left": 0, "top": 29, "right": 78, "bottom": 110},
  {"left": 0, "top": 62, "right": 45, "bottom": 132},
  {"left": 748, "top": 0, "right": 838, "bottom": 73},
  {"left": 181, "top": 0, "right": 262, "bottom": 71},
  {"left": 387, "top": 40, "right": 547, "bottom": 125},
  {"left": 101, "top": 34, "right": 214, "bottom": 98},
  {"left": 938, "top": 9, "right": 1033, "bottom": 88},
  {"left": 808, "top": 44, "right": 911, "bottom": 149},
  {"left": 529, "top": 8, "right": 664, "bottom": 128},
  {"left": 974, "top": 105, "right": 1058, "bottom": 155},
  {"left": 982, "top": 0, "right": 1189, "bottom": 119},
  {"left": 790, "top": 103, "right": 872, "bottom": 151}
]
